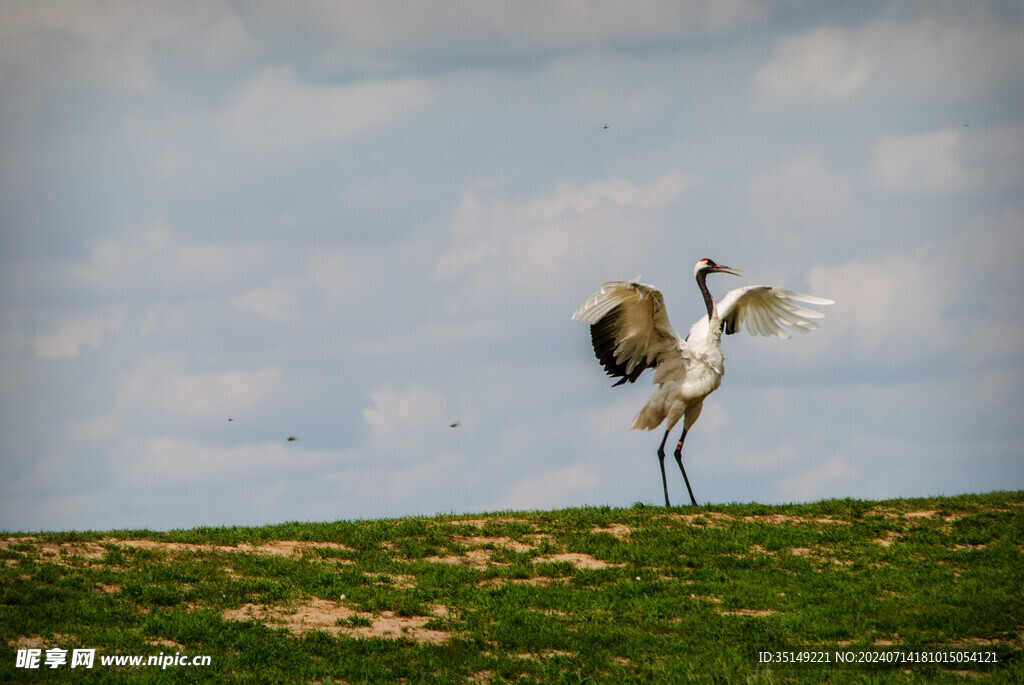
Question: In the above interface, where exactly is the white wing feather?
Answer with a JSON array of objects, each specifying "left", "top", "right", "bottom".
[
  {"left": 712, "top": 286, "right": 833, "bottom": 340},
  {"left": 572, "top": 281, "right": 686, "bottom": 385}
]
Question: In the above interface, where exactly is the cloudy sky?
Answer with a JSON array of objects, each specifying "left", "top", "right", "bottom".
[{"left": 2, "top": 1, "right": 1022, "bottom": 532}]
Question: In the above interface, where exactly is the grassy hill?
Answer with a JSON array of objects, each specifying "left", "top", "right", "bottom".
[{"left": 2, "top": 492, "right": 1022, "bottom": 683}]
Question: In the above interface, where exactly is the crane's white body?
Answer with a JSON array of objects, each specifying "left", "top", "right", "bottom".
[{"left": 572, "top": 278, "right": 833, "bottom": 442}]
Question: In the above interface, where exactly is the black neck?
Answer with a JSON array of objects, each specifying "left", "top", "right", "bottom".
[{"left": 696, "top": 271, "right": 715, "bottom": 319}]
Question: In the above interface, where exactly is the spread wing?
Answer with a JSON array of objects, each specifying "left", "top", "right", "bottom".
[
  {"left": 714, "top": 286, "right": 833, "bottom": 339},
  {"left": 572, "top": 281, "right": 685, "bottom": 386}
]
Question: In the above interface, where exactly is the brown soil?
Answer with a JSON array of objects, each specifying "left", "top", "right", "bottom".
[{"left": 222, "top": 597, "right": 450, "bottom": 644}]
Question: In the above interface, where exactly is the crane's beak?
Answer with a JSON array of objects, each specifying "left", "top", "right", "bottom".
[{"left": 712, "top": 264, "right": 743, "bottom": 277}]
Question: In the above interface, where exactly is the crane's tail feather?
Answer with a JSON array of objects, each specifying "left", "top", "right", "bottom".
[{"left": 630, "top": 405, "right": 663, "bottom": 431}]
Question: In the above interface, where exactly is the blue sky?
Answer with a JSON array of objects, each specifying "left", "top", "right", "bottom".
[{"left": 2, "top": 1, "right": 1022, "bottom": 531}]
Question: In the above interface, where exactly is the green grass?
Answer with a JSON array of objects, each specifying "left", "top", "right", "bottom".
[{"left": 2, "top": 492, "right": 1022, "bottom": 683}]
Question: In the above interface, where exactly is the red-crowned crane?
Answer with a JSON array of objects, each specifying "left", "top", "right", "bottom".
[{"left": 572, "top": 259, "right": 833, "bottom": 507}]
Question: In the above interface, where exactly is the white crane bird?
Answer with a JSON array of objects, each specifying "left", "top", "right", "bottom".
[{"left": 572, "top": 259, "right": 833, "bottom": 507}]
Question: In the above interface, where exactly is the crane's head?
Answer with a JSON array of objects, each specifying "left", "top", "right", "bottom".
[{"left": 694, "top": 258, "right": 743, "bottom": 279}]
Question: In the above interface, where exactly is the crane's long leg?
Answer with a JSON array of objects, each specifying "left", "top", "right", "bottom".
[
  {"left": 673, "top": 428, "right": 699, "bottom": 506},
  {"left": 656, "top": 429, "right": 672, "bottom": 507}
]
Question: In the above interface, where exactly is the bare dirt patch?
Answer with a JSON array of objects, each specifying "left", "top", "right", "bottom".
[
  {"left": 456, "top": 518, "right": 532, "bottom": 529},
  {"left": 788, "top": 547, "right": 852, "bottom": 569},
  {"left": 1, "top": 538, "right": 354, "bottom": 565},
  {"left": 363, "top": 610, "right": 450, "bottom": 643},
  {"left": 742, "top": 514, "right": 850, "bottom": 526},
  {"left": 592, "top": 524, "right": 632, "bottom": 539},
  {"left": 428, "top": 549, "right": 617, "bottom": 571},
  {"left": 541, "top": 552, "right": 619, "bottom": 570},
  {"left": 111, "top": 539, "right": 353, "bottom": 557},
  {"left": 13, "top": 634, "right": 76, "bottom": 649},
  {"left": 453, "top": 535, "right": 546, "bottom": 553},
  {"left": 223, "top": 598, "right": 354, "bottom": 633},
  {"left": 20, "top": 541, "right": 108, "bottom": 565},
  {"left": 423, "top": 532, "right": 555, "bottom": 567},
  {"left": 744, "top": 514, "right": 798, "bottom": 525},
  {"left": 813, "top": 517, "right": 851, "bottom": 525},
  {"left": 2, "top": 536, "right": 40, "bottom": 545},
  {"left": 719, "top": 608, "right": 777, "bottom": 617},
  {"left": 148, "top": 638, "right": 186, "bottom": 650},
  {"left": 660, "top": 512, "right": 734, "bottom": 528},
  {"left": 514, "top": 649, "right": 575, "bottom": 660},
  {"left": 222, "top": 598, "right": 450, "bottom": 643},
  {"left": 479, "top": 577, "right": 566, "bottom": 588},
  {"left": 530, "top": 608, "right": 570, "bottom": 616},
  {"left": 366, "top": 572, "right": 416, "bottom": 589},
  {"left": 425, "top": 548, "right": 503, "bottom": 569},
  {"left": 874, "top": 531, "right": 902, "bottom": 547},
  {"left": 727, "top": 544, "right": 771, "bottom": 559}
]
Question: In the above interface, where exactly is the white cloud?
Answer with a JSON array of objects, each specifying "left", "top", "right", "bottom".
[
  {"left": 350, "top": 319, "right": 509, "bottom": 358},
  {"left": 520, "top": 172, "right": 693, "bottom": 222},
  {"left": 748, "top": 154, "right": 852, "bottom": 229},
  {"left": 754, "top": 12, "right": 1024, "bottom": 106},
  {"left": 119, "top": 435, "right": 335, "bottom": 484},
  {"left": 871, "top": 123, "right": 1024, "bottom": 195},
  {"left": 68, "top": 354, "right": 281, "bottom": 440},
  {"left": 873, "top": 129, "right": 976, "bottom": 193},
  {"left": 230, "top": 279, "right": 300, "bottom": 322},
  {"left": 154, "top": 367, "right": 281, "bottom": 419},
  {"left": 0, "top": 1, "right": 251, "bottom": 97},
  {"left": 498, "top": 463, "right": 599, "bottom": 510},
  {"left": 13, "top": 306, "right": 125, "bottom": 360},
  {"left": 967, "top": 122, "right": 1024, "bottom": 188},
  {"left": 221, "top": 67, "right": 432, "bottom": 152},
  {"left": 307, "top": 246, "right": 384, "bottom": 306},
  {"left": 384, "top": 452, "right": 465, "bottom": 499},
  {"left": 586, "top": 397, "right": 644, "bottom": 438},
  {"left": 724, "top": 440, "right": 800, "bottom": 475},
  {"left": 806, "top": 247, "right": 957, "bottom": 355},
  {"left": 858, "top": 13, "right": 1024, "bottom": 100},
  {"left": 225, "top": 238, "right": 433, "bottom": 326},
  {"left": 777, "top": 455, "right": 856, "bottom": 502},
  {"left": 362, "top": 385, "right": 448, "bottom": 451},
  {"left": 806, "top": 206, "right": 1024, "bottom": 362},
  {"left": 941, "top": 122, "right": 1024, "bottom": 192},
  {"left": 71, "top": 226, "right": 268, "bottom": 289},
  {"left": 437, "top": 170, "right": 697, "bottom": 308},
  {"left": 697, "top": 400, "right": 729, "bottom": 434},
  {"left": 241, "top": 1, "right": 760, "bottom": 59},
  {"left": 952, "top": 208, "right": 1024, "bottom": 362},
  {"left": 753, "top": 27, "right": 868, "bottom": 104},
  {"left": 139, "top": 303, "right": 187, "bottom": 337},
  {"left": 66, "top": 412, "right": 121, "bottom": 443}
]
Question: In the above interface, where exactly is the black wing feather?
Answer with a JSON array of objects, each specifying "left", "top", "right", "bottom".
[{"left": 589, "top": 305, "right": 650, "bottom": 386}]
